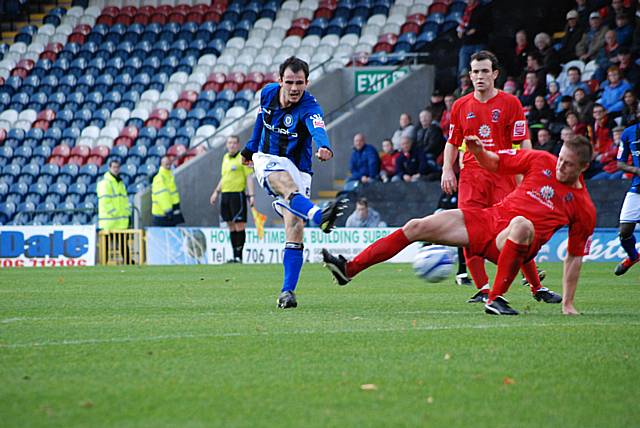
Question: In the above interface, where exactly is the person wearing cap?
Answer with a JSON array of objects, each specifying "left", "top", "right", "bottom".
[
  {"left": 576, "top": 12, "right": 609, "bottom": 62},
  {"left": 453, "top": 69, "right": 473, "bottom": 99},
  {"left": 558, "top": 10, "right": 585, "bottom": 62}
]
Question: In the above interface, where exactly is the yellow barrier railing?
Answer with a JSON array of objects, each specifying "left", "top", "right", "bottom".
[{"left": 98, "top": 230, "right": 145, "bottom": 265}]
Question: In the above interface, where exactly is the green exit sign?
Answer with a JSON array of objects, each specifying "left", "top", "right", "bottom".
[{"left": 354, "top": 68, "right": 409, "bottom": 95}]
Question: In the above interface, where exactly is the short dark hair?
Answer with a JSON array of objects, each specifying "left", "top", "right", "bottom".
[
  {"left": 564, "top": 135, "right": 593, "bottom": 165},
  {"left": 470, "top": 50, "right": 500, "bottom": 71},
  {"left": 527, "top": 51, "right": 543, "bottom": 64},
  {"left": 109, "top": 159, "right": 120, "bottom": 167},
  {"left": 279, "top": 56, "right": 309, "bottom": 80},
  {"left": 567, "top": 66, "right": 582, "bottom": 75},
  {"left": 356, "top": 197, "right": 368, "bottom": 207}
]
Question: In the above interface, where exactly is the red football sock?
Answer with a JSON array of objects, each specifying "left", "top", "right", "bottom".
[
  {"left": 521, "top": 260, "right": 542, "bottom": 294},
  {"left": 346, "top": 229, "right": 411, "bottom": 277},
  {"left": 464, "top": 250, "right": 489, "bottom": 290},
  {"left": 488, "top": 239, "right": 529, "bottom": 302}
]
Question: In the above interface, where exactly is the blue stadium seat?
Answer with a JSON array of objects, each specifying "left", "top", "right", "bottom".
[
  {"left": 32, "top": 145, "right": 51, "bottom": 164},
  {"left": 234, "top": 89, "right": 254, "bottom": 109},
  {"left": 111, "top": 145, "right": 129, "bottom": 161},
  {"left": 46, "top": 182, "right": 68, "bottom": 205},
  {"left": 327, "top": 17, "right": 347, "bottom": 36},
  {"left": 185, "top": 109, "right": 206, "bottom": 129},
  {"left": 39, "top": 74, "right": 58, "bottom": 94},
  {"left": 149, "top": 72, "right": 169, "bottom": 91},
  {"left": 203, "top": 107, "right": 226, "bottom": 127},
  {"left": 22, "top": 75, "right": 40, "bottom": 94},
  {"left": 129, "top": 144, "right": 148, "bottom": 160},
  {"left": 10, "top": 92, "right": 28, "bottom": 110},
  {"left": 113, "top": 73, "right": 132, "bottom": 94},
  {"left": 58, "top": 164, "right": 79, "bottom": 186},
  {"left": 67, "top": 183, "right": 87, "bottom": 205},
  {"left": 127, "top": 181, "right": 147, "bottom": 195},
  {"left": 69, "top": 57, "right": 88, "bottom": 79},
  {"left": 32, "top": 59, "right": 52, "bottom": 79},
  {"left": 1, "top": 76, "right": 23, "bottom": 96},
  {"left": 0, "top": 92, "right": 10, "bottom": 110},
  {"left": 77, "top": 74, "right": 96, "bottom": 94},
  {"left": 61, "top": 127, "right": 81, "bottom": 146},
  {"left": 131, "top": 72, "right": 150, "bottom": 93},
  {"left": 0, "top": 181, "right": 8, "bottom": 200},
  {"left": 7, "top": 182, "right": 28, "bottom": 204},
  {"left": 0, "top": 202, "right": 17, "bottom": 224},
  {"left": 213, "top": 20, "right": 234, "bottom": 41},
  {"left": 13, "top": 146, "right": 33, "bottom": 167},
  {"left": 13, "top": 201, "right": 36, "bottom": 225},
  {"left": 233, "top": 19, "right": 253, "bottom": 39},
  {"left": 176, "top": 55, "right": 196, "bottom": 74},
  {"left": 78, "top": 163, "right": 98, "bottom": 185},
  {"left": 26, "top": 182, "right": 47, "bottom": 204},
  {"left": 203, "top": 39, "right": 225, "bottom": 56},
  {"left": 395, "top": 33, "right": 417, "bottom": 53},
  {"left": 18, "top": 163, "right": 39, "bottom": 185},
  {"left": 51, "top": 108, "right": 73, "bottom": 129},
  {"left": 260, "top": 1, "right": 278, "bottom": 19},
  {"left": 148, "top": 145, "right": 166, "bottom": 161},
  {"left": 43, "top": 127, "right": 63, "bottom": 147},
  {"left": 38, "top": 163, "right": 59, "bottom": 185},
  {"left": 166, "top": 109, "right": 187, "bottom": 128},
  {"left": 308, "top": 18, "right": 329, "bottom": 37},
  {"left": 0, "top": 145, "right": 12, "bottom": 163},
  {"left": 28, "top": 91, "right": 48, "bottom": 110},
  {"left": 105, "top": 57, "right": 125, "bottom": 76},
  {"left": 103, "top": 91, "right": 122, "bottom": 111},
  {"left": 119, "top": 164, "right": 136, "bottom": 185}
]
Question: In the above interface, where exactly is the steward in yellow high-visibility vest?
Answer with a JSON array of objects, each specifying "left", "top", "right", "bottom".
[
  {"left": 151, "top": 156, "right": 184, "bottom": 227},
  {"left": 97, "top": 159, "right": 130, "bottom": 230}
]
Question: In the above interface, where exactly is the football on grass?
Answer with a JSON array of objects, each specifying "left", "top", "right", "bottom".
[{"left": 413, "top": 245, "right": 455, "bottom": 283}]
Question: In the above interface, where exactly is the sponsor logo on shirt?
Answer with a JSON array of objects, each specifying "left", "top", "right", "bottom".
[
  {"left": 466, "top": 112, "right": 476, "bottom": 119},
  {"left": 310, "top": 114, "right": 325, "bottom": 129},
  {"left": 491, "top": 109, "right": 501, "bottom": 123},
  {"left": 498, "top": 149, "right": 517, "bottom": 155},
  {"left": 526, "top": 185, "right": 555, "bottom": 210},
  {"left": 542, "top": 169, "right": 552, "bottom": 178},
  {"left": 513, "top": 120, "right": 526, "bottom": 138},
  {"left": 284, "top": 114, "right": 293, "bottom": 127},
  {"left": 263, "top": 121, "right": 298, "bottom": 137}
]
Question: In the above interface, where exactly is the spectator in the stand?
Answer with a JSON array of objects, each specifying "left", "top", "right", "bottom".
[
  {"left": 604, "top": 0, "right": 631, "bottom": 29},
  {"left": 576, "top": 12, "right": 609, "bottom": 62},
  {"left": 573, "top": 87, "right": 594, "bottom": 124},
  {"left": 546, "top": 81, "right": 561, "bottom": 110},
  {"left": 379, "top": 138, "right": 400, "bottom": 183},
  {"left": 614, "top": 12, "right": 633, "bottom": 47},
  {"left": 591, "top": 125, "right": 626, "bottom": 180},
  {"left": 556, "top": 95, "right": 575, "bottom": 119},
  {"left": 345, "top": 197, "right": 387, "bottom": 228},
  {"left": 439, "top": 94, "right": 455, "bottom": 132},
  {"left": 589, "top": 103, "right": 614, "bottom": 177},
  {"left": 457, "top": 0, "right": 492, "bottom": 75},
  {"left": 594, "top": 30, "right": 622, "bottom": 80},
  {"left": 528, "top": 95, "right": 555, "bottom": 128},
  {"left": 597, "top": 65, "right": 632, "bottom": 114},
  {"left": 533, "top": 32, "right": 561, "bottom": 76},
  {"left": 512, "top": 30, "right": 530, "bottom": 77},
  {"left": 519, "top": 71, "right": 545, "bottom": 108},
  {"left": 416, "top": 108, "right": 446, "bottom": 161},
  {"left": 566, "top": 111, "right": 590, "bottom": 137},
  {"left": 561, "top": 66, "right": 591, "bottom": 97},
  {"left": 346, "top": 133, "right": 380, "bottom": 190},
  {"left": 617, "top": 48, "right": 640, "bottom": 89},
  {"left": 534, "top": 127, "right": 562, "bottom": 156},
  {"left": 523, "top": 52, "right": 547, "bottom": 92},
  {"left": 453, "top": 70, "right": 473, "bottom": 99},
  {"left": 430, "top": 89, "right": 445, "bottom": 120},
  {"left": 558, "top": 10, "right": 585, "bottom": 62},
  {"left": 560, "top": 126, "right": 575, "bottom": 149},
  {"left": 503, "top": 78, "right": 517, "bottom": 95},
  {"left": 394, "top": 136, "right": 427, "bottom": 182},
  {"left": 621, "top": 90, "right": 638, "bottom": 126},
  {"left": 391, "top": 113, "right": 417, "bottom": 150}
]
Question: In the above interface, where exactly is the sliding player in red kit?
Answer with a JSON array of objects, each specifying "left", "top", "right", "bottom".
[
  {"left": 322, "top": 136, "right": 596, "bottom": 315},
  {"left": 441, "top": 50, "right": 547, "bottom": 304}
]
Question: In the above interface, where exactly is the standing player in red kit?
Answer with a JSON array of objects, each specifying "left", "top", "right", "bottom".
[
  {"left": 441, "top": 50, "right": 547, "bottom": 304},
  {"left": 322, "top": 136, "right": 596, "bottom": 315}
]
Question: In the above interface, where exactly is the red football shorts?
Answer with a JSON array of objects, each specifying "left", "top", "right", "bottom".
[
  {"left": 461, "top": 206, "right": 543, "bottom": 264},
  {"left": 458, "top": 168, "right": 517, "bottom": 209}
]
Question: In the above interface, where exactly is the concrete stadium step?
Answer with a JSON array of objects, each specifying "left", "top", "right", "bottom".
[
  {"left": 334, "top": 178, "right": 345, "bottom": 187},
  {"left": 318, "top": 190, "right": 338, "bottom": 199}
]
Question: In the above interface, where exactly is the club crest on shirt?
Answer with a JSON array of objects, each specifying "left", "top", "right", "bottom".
[
  {"left": 466, "top": 112, "right": 476, "bottom": 119},
  {"left": 478, "top": 124, "right": 491, "bottom": 138},
  {"left": 542, "top": 169, "right": 552, "bottom": 178},
  {"left": 526, "top": 185, "right": 555, "bottom": 209},
  {"left": 565, "top": 192, "right": 574, "bottom": 202},
  {"left": 491, "top": 109, "right": 501, "bottom": 123},
  {"left": 284, "top": 114, "right": 293, "bottom": 127}
]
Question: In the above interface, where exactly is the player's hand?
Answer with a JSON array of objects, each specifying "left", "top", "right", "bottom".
[
  {"left": 209, "top": 191, "right": 218, "bottom": 205},
  {"left": 464, "top": 135, "right": 483, "bottom": 155},
  {"left": 316, "top": 147, "right": 333, "bottom": 161},
  {"left": 441, "top": 168, "right": 457, "bottom": 194},
  {"left": 241, "top": 157, "right": 253, "bottom": 167},
  {"left": 248, "top": 195, "right": 255, "bottom": 207},
  {"left": 562, "top": 303, "right": 580, "bottom": 315}
]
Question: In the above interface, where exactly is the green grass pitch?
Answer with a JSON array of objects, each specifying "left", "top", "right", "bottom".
[{"left": 1, "top": 262, "right": 639, "bottom": 427}]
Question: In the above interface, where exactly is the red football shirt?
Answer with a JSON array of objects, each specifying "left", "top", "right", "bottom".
[
  {"left": 495, "top": 150, "right": 596, "bottom": 256},
  {"left": 448, "top": 91, "right": 529, "bottom": 170}
]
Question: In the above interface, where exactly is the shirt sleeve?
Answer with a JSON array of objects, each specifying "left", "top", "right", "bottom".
[
  {"left": 495, "top": 149, "right": 536, "bottom": 175},
  {"left": 508, "top": 96, "right": 529, "bottom": 142},
  {"left": 303, "top": 103, "right": 332, "bottom": 152},
  {"left": 616, "top": 128, "right": 632, "bottom": 163},
  {"left": 447, "top": 100, "right": 464, "bottom": 147},
  {"left": 567, "top": 205, "right": 596, "bottom": 256}
]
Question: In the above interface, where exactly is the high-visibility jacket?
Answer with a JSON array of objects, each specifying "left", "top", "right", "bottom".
[
  {"left": 97, "top": 171, "right": 130, "bottom": 230},
  {"left": 151, "top": 166, "right": 180, "bottom": 217}
]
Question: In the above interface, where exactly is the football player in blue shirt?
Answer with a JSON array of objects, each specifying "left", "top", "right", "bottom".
[
  {"left": 615, "top": 115, "right": 640, "bottom": 276},
  {"left": 241, "top": 57, "right": 348, "bottom": 308}
]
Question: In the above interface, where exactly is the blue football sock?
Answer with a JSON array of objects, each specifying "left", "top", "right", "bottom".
[
  {"left": 620, "top": 234, "right": 639, "bottom": 260},
  {"left": 289, "top": 193, "right": 322, "bottom": 225},
  {"left": 282, "top": 243, "right": 304, "bottom": 292}
]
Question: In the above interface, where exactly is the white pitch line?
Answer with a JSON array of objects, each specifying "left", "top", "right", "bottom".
[{"left": 2, "top": 321, "right": 638, "bottom": 349}]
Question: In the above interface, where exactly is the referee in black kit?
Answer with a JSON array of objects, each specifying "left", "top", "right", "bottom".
[{"left": 210, "top": 135, "right": 256, "bottom": 263}]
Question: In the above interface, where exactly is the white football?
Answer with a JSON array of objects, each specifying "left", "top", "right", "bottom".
[{"left": 413, "top": 245, "right": 455, "bottom": 283}]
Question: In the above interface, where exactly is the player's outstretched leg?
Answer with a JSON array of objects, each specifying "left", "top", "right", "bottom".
[
  {"left": 277, "top": 242, "right": 304, "bottom": 309},
  {"left": 615, "top": 224, "right": 639, "bottom": 276},
  {"left": 520, "top": 260, "right": 561, "bottom": 303},
  {"left": 322, "top": 249, "right": 350, "bottom": 285},
  {"left": 285, "top": 193, "right": 348, "bottom": 233}
]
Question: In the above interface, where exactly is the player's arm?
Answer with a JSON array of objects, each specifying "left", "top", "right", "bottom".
[
  {"left": 241, "top": 108, "right": 263, "bottom": 163},
  {"left": 304, "top": 108, "right": 333, "bottom": 161},
  {"left": 519, "top": 139, "right": 532, "bottom": 150},
  {"left": 441, "top": 143, "right": 459, "bottom": 194},
  {"left": 245, "top": 171, "right": 256, "bottom": 207},
  {"left": 616, "top": 132, "right": 638, "bottom": 175},
  {"left": 465, "top": 135, "right": 499, "bottom": 171},
  {"left": 562, "top": 254, "right": 583, "bottom": 315}
]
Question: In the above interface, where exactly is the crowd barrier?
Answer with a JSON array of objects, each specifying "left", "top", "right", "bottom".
[{"left": 98, "top": 229, "right": 145, "bottom": 266}]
